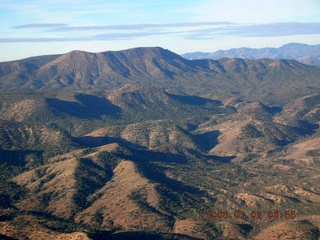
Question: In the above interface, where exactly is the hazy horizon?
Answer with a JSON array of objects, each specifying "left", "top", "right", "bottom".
[{"left": 0, "top": 0, "right": 320, "bottom": 62}]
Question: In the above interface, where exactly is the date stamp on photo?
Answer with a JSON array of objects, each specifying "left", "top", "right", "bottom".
[{"left": 206, "top": 209, "right": 296, "bottom": 220}]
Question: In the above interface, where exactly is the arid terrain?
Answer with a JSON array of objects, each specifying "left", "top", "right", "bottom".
[{"left": 0, "top": 47, "right": 319, "bottom": 239}]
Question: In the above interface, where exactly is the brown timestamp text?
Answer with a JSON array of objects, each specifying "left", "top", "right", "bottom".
[{"left": 206, "top": 209, "right": 296, "bottom": 220}]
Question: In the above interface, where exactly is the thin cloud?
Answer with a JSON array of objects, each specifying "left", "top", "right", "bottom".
[
  {"left": 186, "top": 22, "right": 320, "bottom": 39},
  {"left": 4, "top": 22, "right": 320, "bottom": 43},
  {"left": 0, "top": 29, "right": 185, "bottom": 42},
  {"left": 49, "top": 22, "right": 234, "bottom": 32},
  {"left": 3, "top": 1, "right": 141, "bottom": 27},
  {"left": 229, "top": 22, "right": 320, "bottom": 37},
  {"left": 14, "top": 23, "right": 69, "bottom": 29},
  {"left": 94, "top": 29, "right": 187, "bottom": 40},
  {"left": 0, "top": 37, "right": 80, "bottom": 43}
]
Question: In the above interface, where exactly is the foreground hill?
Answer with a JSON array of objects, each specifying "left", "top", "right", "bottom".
[
  {"left": 0, "top": 85, "right": 319, "bottom": 239},
  {"left": 182, "top": 43, "right": 320, "bottom": 66}
]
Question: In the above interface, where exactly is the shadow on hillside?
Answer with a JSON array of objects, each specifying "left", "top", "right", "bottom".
[
  {"left": 0, "top": 149, "right": 43, "bottom": 166},
  {"left": 132, "top": 148, "right": 189, "bottom": 164},
  {"left": 89, "top": 230, "right": 202, "bottom": 240},
  {"left": 72, "top": 157, "right": 116, "bottom": 211},
  {"left": 0, "top": 215, "right": 15, "bottom": 222},
  {"left": 77, "top": 136, "right": 148, "bottom": 150},
  {"left": 296, "top": 120, "right": 319, "bottom": 135},
  {"left": 127, "top": 149, "right": 204, "bottom": 196},
  {"left": 46, "top": 93, "right": 121, "bottom": 119},
  {"left": 185, "top": 148, "right": 236, "bottom": 164},
  {"left": 238, "top": 224, "right": 253, "bottom": 237},
  {"left": 0, "top": 234, "right": 18, "bottom": 240},
  {"left": 213, "top": 155, "right": 236, "bottom": 163},
  {"left": 192, "top": 130, "right": 220, "bottom": 152},
  {"left": 168, "top": 93, "right": 222, "bottom": 106},
  {"left": 266, "top": 106, "right": 283, "bottom": 114}
]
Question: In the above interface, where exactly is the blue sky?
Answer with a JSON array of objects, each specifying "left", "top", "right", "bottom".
[{"left": 0, "top": 0, "right": 320, "bottom": 61}]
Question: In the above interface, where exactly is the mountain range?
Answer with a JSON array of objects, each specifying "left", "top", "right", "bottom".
[
  {"left": 1, "top": 47, "right": 320, "bottom": 105},
  {"left": 182, "top": 43, "right": 320, "bottom": 66},
  {"left": 0, "top": 46, "right": 319, "bottom": 239}
]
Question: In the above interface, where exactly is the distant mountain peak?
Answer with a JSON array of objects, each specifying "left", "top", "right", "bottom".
[{"left": 182, "top": 43, "right": 320, "bottom": 66}]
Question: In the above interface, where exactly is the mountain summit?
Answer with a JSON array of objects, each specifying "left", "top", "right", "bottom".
[{"left": 0, "top": 46, "right": 319, "bottom": 104}]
